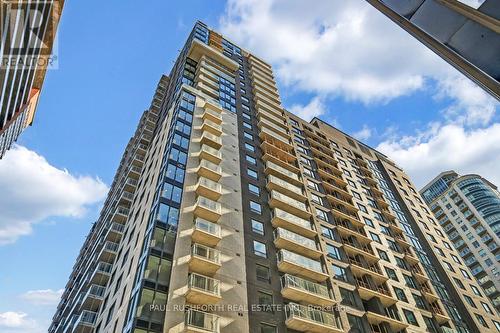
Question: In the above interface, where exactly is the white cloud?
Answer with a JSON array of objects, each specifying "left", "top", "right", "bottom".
[
  {"left": 353, "top": 125, "right": 372, "bottom": 141},
  {"left": 288, "top": 96, "right": 326, "bottom": 121},
  {"left": 435, "top": 74, "right": 497, "bottom": 126},
  {"left": 21, "top": 289, "right": 63, "bottom": 306},
  {"left": 0, "top": 146, "right": 109, "bottom": 245},
  {"left": 220, "top": 0, "right": 451, "bottom": 104},
  {"left": 377, "top": 123, "right": 500, "bottom": 188},
  {"left": 0, "top": 312, "right": 32, "bottom": 328}
]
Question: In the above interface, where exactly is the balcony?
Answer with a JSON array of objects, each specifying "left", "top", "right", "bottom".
[
  {"left": 80, "top": 285, "right": 105, "bottom": 311},
  {"left": 269, "top": 190, "right": 311, "bottom": 219},
  {"left": 334, "top": 219, "right": 371, "bottom": 244},
  {"left": 200, "top": 131, "right": 222, "bottom": 150},
  {"left": 271, "top": 208, "right": 316, "bottom": 238},
  {"left": 97, "top": 241, "right": 119, "bottom": 263},
  {"left": 281, "top": 274, "right": 335, "bottom": 306},
  {"left": 197, "top": 159, "right": 222, "bottom": 182},
  {"left": 192, "top": 218, "right": 222, "bottom": 247},
  {"left": 185, "top": 309, "right": 219, "bottom": 333},
  {"left": 189, "top": 244, "right": 221, "bottom": 275},
  {"left": 126, "top": 165, "right": 141, "bottom": 180},
  {"left": 348, "top": 257, "right": 387, "bottom": 284},
  {"left": 194, "top": 196, "right": 222, "bottom": 222},
  {"left": 331, "top": 205, "right": 360, "bottom": 226},
  {"left": 410, "top": 265, "right": 428, "bottom": 284},
  {"left": 195, "top": 177, "right": 222, "bottom": 201},
  {"left": 124, "top": 178, "right": 138, "bottom": 192},
  {"left": 202, "top": 104, "right": 222, "bottom": 125},
  {"left": 89, "top": 262, "right": 112, "bottom": 284},
  {"left": 341, "top": 238, "right": 379, "bottom": 264},
  {"left": 111, "top": 206, "right": 129, "bottom": 223},
  {"left": 266, "top": 174, "right": 305, "bottom": 202},
  {"left": 261, "top": 140, "right": 297, "bottom": 165},
  {"left": 277, "top": 249, "right": 329, "bottom": 282},
  {"left": 256, "top": 108, "right": 285, "bottom": 129},
  {"left": 366, "top": 311, "right": 409, "bottom": 332},
  {"left": 420, "top": 285, "right": 440, "bottom": 302},
  {"left": 355, "top": 278, "right": 396, "bottom": 307},
  {"left": 285, "top": 303, "right": 341, "bottom": 333},
  {"left": 259, "top": 126, "right": 291, "bottom": 148},
  {"left": 198, "top": 144, "right": 222, "bottom": 165},
  {"left": 264, "top": 161, "right": 301, "bottom": 186},
  {"left": 73, "top": 310, "right": 97, "bottom": 333},
  {"left": 274, "top": 228, "right": 321, "bottom": 259},
  {"left": 430, "top": 302, "right": 450, "bottom": 324},
  {"left": 104, "top": 222, "right": 125, "bottom": 243},
  {"left": 118, "top": 191, "right": 134, "bottom": 206},
  {"left": 200, "top": 119, "right": 222, "bottom": 137},
  {"left": 186, "top": 273, "right": 222, "bottom": 305}
]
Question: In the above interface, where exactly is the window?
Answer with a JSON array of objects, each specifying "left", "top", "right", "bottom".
[
  {"left": 332, "top": 264, "right": 348, "bottom": 282},
  {"left": 451, "top": 254, "right": 461, "bottom": 264},
  {"left": 245, "top": 143, "right": 255, "bottom": 152},
  {"left": 413, "top": 294, "right": 426, "bottom": 310},
  {"left": 403, "top": 309, "right": 418, "bottom": 326},
  {"left": 307, "top": 180, "right": 320, "bottom": 191},
  {"left": 256, "top": 265, "right": 270, "bottom": 282},
  {"left": 471, "top": 285, "right": 482, "bottom": 296},
  {"left": 464, "top": 295, "right": 476, "bottom": 308},
  {"left": 243, "top": 121, "right": 252, "bottom": 129},
  {"left": 434, "top": 246, "right": 445, "bottom": 257},
  {"left": 321, "top": 226, "right": 335, "bottom": 239},
  {"left": 404, "top": 275, "right": 418, "bottom": 289},
  {"left": 340, "top": 287, "right": 358, "bottom": 308},
  {"left": 247, "top": 168, "right": 258, "bottom": 179},
  {"left": 481, "top": 302, "right": 493, "bottom": 314},
  {"left": 326, "top": 244, "right": 341, "bottom": 260},
  {"left": 460, "top": 269, "right": 471, "bottom": 279},
  {"left": 252, "top": 219, "right": 264, "bottom": 235},
  {"left": 476, "top": 314, "right": 489, "bottom": 328},
  {"left": 244, "top": 132, "right": 253, "bottom": 140},
  {"left": 493, "top": 320, "right": 500, "bottom": 332},
  {"left": 303, "top": 168, "right": 315, "bottom": 178},
  {"left": 260, "top": 323, "right": 276, "bottom": 333},
  {"left": 311, "top": 193, "right": 323, "bottom": 205},
  {"left": 246, "top": 155, "right": 256, "bottom": 165},
  {"left": 248, "top": 184, "right": 260, "bottom": 195},
  {"left": 352, "top": 191, "right": 362, "bottom": 200},
  {"left": 443, "top": 261, "right": 455, "bottom": 272},
  {"left": 348, "top": 315, "right": 365, "bottom": 332},
  {"left": 364, "top": 217, "right": 374, "bottom": 227},
  {"left": 454, "top": 278, "right": 465, "bottom": 289},
  {"left": 253, "top": 241, "right": 267, "bottom": 257},
  {"left": 369, "top": 232, "right": 381, "bottom": 243},
  {"left": 250, "top": 201, "right": 262, "bottom": 214},
  {"left": 106, "top": 302, "right": 115, "bottom": 325},
  {"left": 257, "top": 291, "right": 273, "bottom": 312},
  {"left": 394, "top": 287, "right": 408, "bottom": 302},
  {"left": 242, "top": 112, "right": 251, "bottom": 120},
  {"left": 161, "top": 183, "right": 183, "bottom": 203},
  {"left": 380, "top": 225, "right": 390, "bottom": 235},
  {"left": 385, "top": 267, "right": 398, "bottom": 281},
  {"left": 378, "top": 249, "right": 389, "bottom": 261},
  {"left": 316, "top": 208, "right": 329, "bottom": 221},
  {"left": 357, "top": 203, "right": 367, "bottom": 213}
]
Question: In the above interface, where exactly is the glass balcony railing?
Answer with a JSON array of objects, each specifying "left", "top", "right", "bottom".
[
  {"left": 195, "top": 196, "right": 222, "bottom": 214},
  {"left": 281, "top": 274, "right": 331, "bottom": 300},
  {"left": 86, "top": 285, "right": 106, "bottom": 299},
  {"left": 199, "top": 159, "right": 222, "bottom": 174},
  {"left": 267, "top": 175, "right": 303, "bottom": 196},
  {"left": 199, "top": 144, "right": 222, "bottom": 164},
  {"left": 271, "top": 190, "right": 307, "bottom": 211},
  {"left": 197, "top": 177, "right": 222, "bottom": 193},
  {"left": 194, "top": 218, "right": 221, "bottom": 238},
  {"left": 274, "top": 228, "right": 317, "bottom": 250},
  {"left": 201, "top": 119, "right": 222, "bottom": 133},
  {"left": 94, "top": 262, "right": 112, "bottom": 275},
  {"left": 185, "top": 309, "right": 220, "bottom": 333},
  {"left": 285, "top": 303, "right": 338, "bottom": 328},
  {"left": 189, "top": 273, "right": 220, "bottom": 296},
  {"left": 266, "top": 161, "right": 299, "bottom": 182},
  {"left": 192, "top": 244, "right": 221, "bottom": 265},
  {"left": 76, "top": 310, "right": 98, "bottom": 326},
  {"left": 273, "top": 208, "right": 312, "bottom": 230},
  {"left": 278, "top": 249, "right": 324, "bottom": 273},
  {"left": 201, "top": 131, "right": 222, "bottom": 146},
  {"left": 103, "top": 241, "right": 119, "bottom": 253}
]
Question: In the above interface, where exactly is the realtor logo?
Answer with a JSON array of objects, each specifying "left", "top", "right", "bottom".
[{"left": 1, "top": 0, "right": 59, "bottom": 69}]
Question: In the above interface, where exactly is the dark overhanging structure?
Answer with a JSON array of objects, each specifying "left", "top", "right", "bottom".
[{"left": 365, "top": 0, "right": 500, "bottom": 101}]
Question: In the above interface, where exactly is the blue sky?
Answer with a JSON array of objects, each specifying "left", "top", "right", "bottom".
[{"left": 0, "top": 0, "right": 498, "bottom": 332}]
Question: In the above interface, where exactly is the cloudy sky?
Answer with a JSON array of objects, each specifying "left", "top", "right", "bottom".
[{"left": 0, "top": 0, "right": 497, "bottom": 331}]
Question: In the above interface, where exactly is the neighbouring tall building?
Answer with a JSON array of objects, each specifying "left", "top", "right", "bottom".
[
  {"left": 421, "top": 171, "right": 500, "bottom": 313},
  {"left": 50, "top": 22, "right": 500, "bottom": 333},
  {"left": 0, "top": 0, "right": 64, "bottom": 158},
  {"left": 365, "top": 0, "right": 500, "bottom": 100}
]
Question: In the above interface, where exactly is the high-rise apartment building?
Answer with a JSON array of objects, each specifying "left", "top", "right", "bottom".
[
  {"left": 50, "top": 22, "right": 500, "bottom": 333},
  {"left": 0, "top": 0, "right": 64, "bottom": 158},
  {"left": 421, "top": 171, "right": 500, "bottom": 313},
  {"left": 365, "top": 0, "right": 500, "bottom": 100}
]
